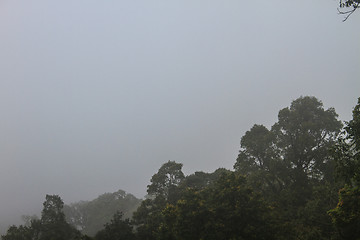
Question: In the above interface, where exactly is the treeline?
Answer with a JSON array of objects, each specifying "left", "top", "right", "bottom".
[
  {"left": 63, "top": 190, "right": 141, "bottom": 236},
  {"left": 2, "top": 96, "right": 360, "bottom": 240}
]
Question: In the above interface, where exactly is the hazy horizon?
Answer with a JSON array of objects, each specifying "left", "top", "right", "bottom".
[{"left": 0, "top": 0, "right": 359, "bottom": 230}]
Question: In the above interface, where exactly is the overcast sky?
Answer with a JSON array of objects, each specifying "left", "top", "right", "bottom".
[{"left": 0, "top": 0, "right": 359, "bottom": 228}]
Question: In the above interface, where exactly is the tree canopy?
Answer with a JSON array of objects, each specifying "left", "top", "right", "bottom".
[
  {"left": 2, "top": 96, "right": 359, "bottom": 240},
  {"left": 63, "top": 190, "right": 141, "bottom": 236},
  {"left": 234, "top": 96, "right": 343, "bottom": 239},
  {"left": 147, "top": 160, "right": 185, "bottom": 201},
  {"left": 94, "top": 211, "right": 135, "bottom": 240}
]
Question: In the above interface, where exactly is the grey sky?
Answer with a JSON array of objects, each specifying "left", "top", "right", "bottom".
[{"left": 0, "top": 0, "right": 359, "bottom": 228}]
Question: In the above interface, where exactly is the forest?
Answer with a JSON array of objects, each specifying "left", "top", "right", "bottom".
[{"left": 2, "top": 96, "right": 360, "bottom": 240}]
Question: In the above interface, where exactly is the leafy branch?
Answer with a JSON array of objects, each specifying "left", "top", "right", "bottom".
[{"left": 338, "top": 0, "right": 359, "bottom": 21}]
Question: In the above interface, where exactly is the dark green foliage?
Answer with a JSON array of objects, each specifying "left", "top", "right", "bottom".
[
  {"left": 130, "top": 96, "right": 346, "bottom": 240},
  {"left": 329, "top": 97, "right": 360, "bottom": 240},
  {"left": 133, "top": 163, "right": 236, "bottom": 240},
  {"left": 273, "top": 97, "right": 341, "bottom": 207},
  {"left": 180, "top": 168, "right": 231, "bottom": 191},
  {"left": 38, "top": 195, "right": 80, "bottom": 240},
  {"left": 235, "top": 96, "right": 342, "bottom": 198},
  {"left": 272, "top": 96, "right": 341, "bottom": 183},
  {"left": 133, "top": 161, "right": 277, "bottom": 240},
  {"left": 63, "top": 190, "right": 141, "bottom": 236},
  {"left": 1, "top": 225, "right": 33, "bottom": 240},
  {"left": 161, "top": 190, "right": 209, "bottom": 240},
  {"left": 295, "top": 183, "right": 342, "bottom": 240},
  {"left": 132, "top": 197, "right": 167, "bottom": 240},
  {"left": 234, "top": 124, "right": 276, "bottom": 174},
  {"left": 234, "top": 96, "right": 343, "bottom": 240},
  {"left": 2, "top": 195, "right": 80, "bottom": 240},
  {"left": 41, "top": 195, "right": 66, "bottom": 224},
  {"left": 333, "top": 98, "right": 360, "bottom": 186},
  {"left": 94, "top": 211, "right": 135, "bottom": 240},
  {"left": 203, "top": 172, "right": 275, "bottom": 240},
  {"left": 147, "top": 160, "right": 185, "bottom": 201},
  {"left": 234, "top": 124, "right": 285, "bottom": 200},
  {"left": 131, "top": 161, "right": 185, "bottom": 240},
  {"left": 158, "top": 172, "right": 275, "bottom": 240},
  {"left": 329, "top": 186, "right": 360, "bottom": 240}
]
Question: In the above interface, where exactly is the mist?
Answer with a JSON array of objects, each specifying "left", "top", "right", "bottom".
[{"left": 0, "top": 0, "right": 359, "bottom": 231}]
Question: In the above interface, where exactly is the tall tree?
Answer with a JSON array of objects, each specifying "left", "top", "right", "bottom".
[
  {"left": 41, "top": 195, "right": 66, "bottom": 224},
  {"left": 38, "top": 195, "right": 80, "bottom": 240},
  {"left": 235, "top": 96, "right": 342, "bottom": 201},
  {"left": 272, "top": 96, "right": 342, "bottom": 202},
  {"left": 147, "top": 160, "right": 185, "bottom": 202},
  {"left": 234, "top": 124, "right": 275, "bottom": 173},
  {"left": 133, "top": 161, "right": 185, "bottom": 240},
  {"left": 234, "top": 96, "right": 342, "bottom": 240},
  {"left": 234, "top": 124, "right": 285, "bottom": 198}
]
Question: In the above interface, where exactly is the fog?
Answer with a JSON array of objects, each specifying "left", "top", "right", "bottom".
[{"left": 0, "top": 0, "right": 359, "bottom": 231}]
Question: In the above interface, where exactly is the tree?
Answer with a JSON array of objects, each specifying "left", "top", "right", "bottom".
[
  {"left": 94, "top": 211, "right": 135, "bottom": 240},
  {"left": 132, "top": 161, "right": 184, "bottom": 240},
  {"left": 234, "top": 124, "right": 275, "bottom": 174},
  {"left": 1, "top": 195, "right": 80, "bottom": 240},
  {"left": 159, "top": 172, "right": 276, "bottom": 240},
  {"left": 160, "top": 190, "right": 209, "bottom": 240},
  {"left": 272, "top": 96, "right": 342, "bottom": 202},
  {"left": 203, "top": 172, "right": 275, "bottom": 240},
  {"left": 38, "top": 195, "right": 80, "bottom": 240},
  {"left": 133, "top": 166, "right": 238, "bottom": 240},
  {"left": 329, "top": 97, "right": 360, "bottom": 240},
  {"left": 147, "top": 160, "right": 185, "bottom": 202},
  {"left": 333, "top": 97, "right": 360, "bottom": 186},
  {"left": 132, "top": 197, "right": 167, "bottom": 240},
  {"left": 235, "top": 96, "right": 342, "bottom": 203},
  {"left": 234, "top": 124, "right": 285, "bottom": 199},
  {"left": 63, "top": 190, "right": 141, "bottom": 236},
  {"left": 234, "top": 96, "right": 343, "bottom": 240},
  {"left": 41, "top": 195, "right": 66, "bottom": 224}
]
